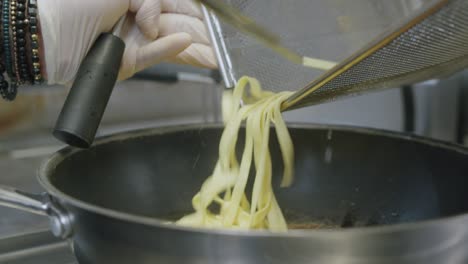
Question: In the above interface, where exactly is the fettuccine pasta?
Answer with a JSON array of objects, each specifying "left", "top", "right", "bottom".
[{"left": 177, "top": 76, "right": 294, "bottom": 232}]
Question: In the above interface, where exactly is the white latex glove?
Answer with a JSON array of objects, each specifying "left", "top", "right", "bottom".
[{"left": 38, "top": 0, "right": 217, "bottom": 85}]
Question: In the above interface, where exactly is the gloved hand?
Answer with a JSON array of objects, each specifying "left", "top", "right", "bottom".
[{"left": 38, "top": 0, "right": 217, "bottom": 85}]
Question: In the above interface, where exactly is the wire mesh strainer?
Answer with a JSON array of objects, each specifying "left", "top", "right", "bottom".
[{"left": 201, "top": 0, "right": 468, "bottom": 111}]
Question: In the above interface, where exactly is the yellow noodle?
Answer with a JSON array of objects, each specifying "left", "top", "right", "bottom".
[
  {"left": 177, "top": 76, "right": 294, "bottom": 231},
  {"left": 303, "top": 56, "right": 337, "bottom": 70}
]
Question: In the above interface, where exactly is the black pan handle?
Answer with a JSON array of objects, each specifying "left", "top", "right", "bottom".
[{"left": 53, "top": 33, "right": 126, "bottom": 148}]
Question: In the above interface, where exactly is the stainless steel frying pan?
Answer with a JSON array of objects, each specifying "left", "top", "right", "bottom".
[{"left": 1, "top": 124, "right": 468, "bottom": 264}]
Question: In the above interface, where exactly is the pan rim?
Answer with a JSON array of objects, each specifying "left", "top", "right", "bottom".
[{"left": 37, "top": 122, "right": 468, "bottom": 238}]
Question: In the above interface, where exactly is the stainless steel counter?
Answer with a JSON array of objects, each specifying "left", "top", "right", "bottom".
[
  {"left": 0, "top": 230, "right": 76, "bottom": 264},
  {"left": 0, "top": 154, "right": 50, "bottom": 239}
]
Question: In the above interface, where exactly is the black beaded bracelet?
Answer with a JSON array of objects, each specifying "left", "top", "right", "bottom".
[
  {"left": 2, "top": 0, "right": 11, "bottom": 77},
  {"left": 10, "top": 0, "right": 20, "bottom": 83},
  {"left": 0, "top": 22, "right": 9, "bottom": 99},
  {"left": 16, "top": 0, "right": 30, "bottom": 83},
  {"left": 0, "top": 0, "right": 43, "bottom": 101},
  {"left": 0, "top": 1, "right": 9, "bottom": 97},
  {"left": 1, "top": 0, "right": 17, "bottom": 100},
  {"left": 27, "top": 0, "right": 41, "bottom": 84}
]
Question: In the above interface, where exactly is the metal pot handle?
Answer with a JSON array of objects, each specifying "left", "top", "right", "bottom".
[{"left": 0, "top": 185, "right": 73, "bottom": 239}]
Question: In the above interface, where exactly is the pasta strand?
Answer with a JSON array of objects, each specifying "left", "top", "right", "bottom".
[{"left": 177, "top": 76, "right": 294, "bottom": 231}]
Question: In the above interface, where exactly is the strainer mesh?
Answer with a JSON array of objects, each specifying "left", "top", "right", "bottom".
[
  {"left": 218, "top": 0, "right": 423, "bottom": 92},
  {"left": 210, "top": 0, "right": 468, "bottom": 108},
  {"left": 296, "top": 0, "right": 468, "bottom": 106}
]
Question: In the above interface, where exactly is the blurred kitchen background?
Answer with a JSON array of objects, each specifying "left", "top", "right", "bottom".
[{"left": 1, "top": 0, "right": 468, "bottom": 259}]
